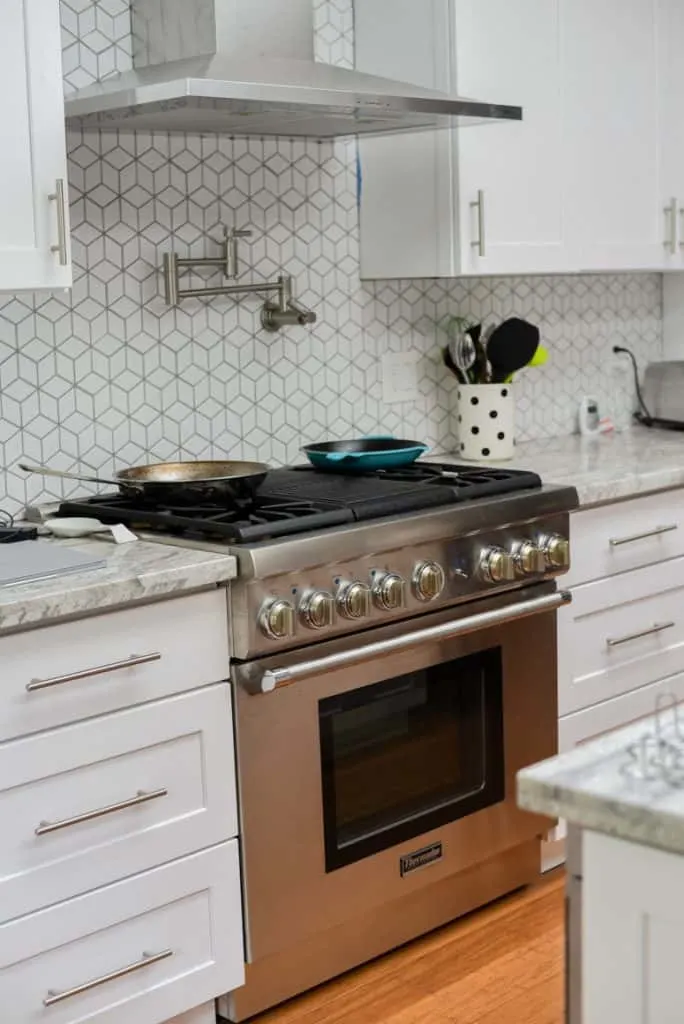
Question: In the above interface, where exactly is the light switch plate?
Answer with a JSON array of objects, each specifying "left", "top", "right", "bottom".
[{"left": 381, "top": 351, "right": 419, "bottom": 404}]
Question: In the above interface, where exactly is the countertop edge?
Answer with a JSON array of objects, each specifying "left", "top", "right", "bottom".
[{"left": 517, "top": 773, "right": 684, "bottom": 858}]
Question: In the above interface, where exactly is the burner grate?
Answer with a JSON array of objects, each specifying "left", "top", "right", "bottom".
[{"left": 56, "top": 461, "right": 542, "bottom": 543}]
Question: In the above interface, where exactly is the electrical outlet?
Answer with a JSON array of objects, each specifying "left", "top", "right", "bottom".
[{"left": 381, "top": 351, "right": 419, "bottom": 404}]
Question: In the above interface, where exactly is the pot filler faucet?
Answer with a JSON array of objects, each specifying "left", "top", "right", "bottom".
[{"left": 161, "top": 225, "right": 316, "bottom": 332}]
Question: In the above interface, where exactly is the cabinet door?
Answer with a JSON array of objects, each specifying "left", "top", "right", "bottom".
[
  {"left": 455, "top": 0, "right": 566, "bottom": 275},
  {"left": 561, "top": 0, "right": 662, "bottom": 271},
  {"left": 0, "top": 0, "right": 71, "bottom": 292},
  {"left": 356, "top": 0, "right": 457, "bottom": 278},
  {"left": 658, "top": 0, "right": 684, "bottom": 267}
]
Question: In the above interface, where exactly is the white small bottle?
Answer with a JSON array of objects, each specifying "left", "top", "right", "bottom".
[{"left": 578, "top": 396, "right": 614, "bottom": 436}]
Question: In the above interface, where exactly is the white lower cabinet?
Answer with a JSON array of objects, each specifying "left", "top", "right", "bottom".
[
  {"left": 583, "top": 830, "right": 684, "bottom": 1023},
  {"left": 0, "top": 590, "right": 244, "bottom": 1024},
  {"left": 0, "top": 842, "right": 244, "bottom": 1024},
  {"left": 0, "top": 684, "right": 237, "bottom": 922}
]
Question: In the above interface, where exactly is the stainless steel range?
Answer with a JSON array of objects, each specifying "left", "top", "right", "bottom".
[{"left": 58, "top": 461, "right": 578, "bottom": 1021}]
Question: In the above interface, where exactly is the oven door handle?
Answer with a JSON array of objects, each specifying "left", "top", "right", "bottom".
[{"left": 258, "top": 590, "right": 572, "bottom": 694}]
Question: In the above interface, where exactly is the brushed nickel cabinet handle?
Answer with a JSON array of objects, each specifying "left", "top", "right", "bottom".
[
  {"left": 609, "top": 523, "right": 678, "bottom": 547},
  {"left": 26, "top": 652, "right": 162, "bottom": 692},
  {"left": 35, "top": 787, "right": 168, "bottom": 836},
  {"left": 48, "top": 178, "right": 68, "bottom": 266},
  {"left": 470, "top": 189, "right": 486, "bottom": 257},
  {"left": 43, "top": 949, "right": 173, "bottom": 1007},
  {"left": 665, "top": 196, "right": 678, "bottom": 252},
  {"left": 606, "top": 621, "right": 675, "bottom": 648}
]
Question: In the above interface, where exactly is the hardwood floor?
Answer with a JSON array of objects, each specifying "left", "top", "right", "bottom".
[{"left": 255, "top": 872, "right": 565, "bottom": 1024}]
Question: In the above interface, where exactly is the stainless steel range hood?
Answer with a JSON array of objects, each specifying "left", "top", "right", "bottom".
[{"left": 64, "top": 0, "right": 521, "bottom": 138}]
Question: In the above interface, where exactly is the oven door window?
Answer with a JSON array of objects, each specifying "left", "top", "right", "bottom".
[{"left": 319, "top": 648, "right": 504, "bottom": 871}]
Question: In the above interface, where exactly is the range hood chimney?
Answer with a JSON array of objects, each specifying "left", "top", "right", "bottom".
[{"left": 64, "top": 0, "right": 521, "bottom": 138}]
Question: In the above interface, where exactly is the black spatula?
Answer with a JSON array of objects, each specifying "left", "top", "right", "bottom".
[{"left": 487, "top": 318, "right": 540, "bottom": 384}]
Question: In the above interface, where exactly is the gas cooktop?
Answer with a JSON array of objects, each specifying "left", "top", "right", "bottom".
[{"left": 57, "top": 461, "right": 542, "bottom": 544}]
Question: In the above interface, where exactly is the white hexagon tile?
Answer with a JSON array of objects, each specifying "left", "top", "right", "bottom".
[{"left": 0, "top": 0, "right": 664, "bottom": 515}]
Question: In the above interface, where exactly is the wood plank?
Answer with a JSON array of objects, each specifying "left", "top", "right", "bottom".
[{"left": 255, "top": 873, "right": 564, "bottom": 1024}]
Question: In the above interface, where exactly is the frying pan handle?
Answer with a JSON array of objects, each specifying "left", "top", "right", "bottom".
[{"left": 18, "top": 462, "right": 126, "bottom": 489}]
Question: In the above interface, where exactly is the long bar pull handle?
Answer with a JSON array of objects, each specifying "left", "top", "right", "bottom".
[
  {"left": 48, "top": 179, "right": 68, "bottom": 266},
  {"left": 259, "top": 590, "right": 571, "bottom": 693},
  {"left": 609, "top": 523, "right": 678, "bottom": 547},
  {"left": 665, "top": 196, "right": 678, "bottom": 253},
  {"left": 606, "top": 621, "right": 675, "bottom": 648},
  {"left": 470, "top": 189, "right": 486, "bottom": 257},
  {"left": 26, "top": 652, "right": 162, "bottom": 692},
  {"left": 35, "top": 788, "right": 168, "bottom": 836},
  {"left": 43, "top": 949, "right": 174, "bottom": 1007}
]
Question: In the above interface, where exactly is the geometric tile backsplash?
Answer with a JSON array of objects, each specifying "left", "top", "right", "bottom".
[{"left": 0, "top": 0, "right": 663, "bottom": 516}]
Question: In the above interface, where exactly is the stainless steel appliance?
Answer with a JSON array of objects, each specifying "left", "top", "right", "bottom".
[
  {"left": 56, "top": 461, "right": 577, "bottom": 1021},
  {"left": 641, "top": 360, "right": 684, "bottom": 429},
  {"left": 63, "top": 0, "right": 521, "bottom": 137}
]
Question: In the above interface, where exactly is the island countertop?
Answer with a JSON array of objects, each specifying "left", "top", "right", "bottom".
[
  {"left": 518, "top": 707, "right": 684, "bottom": 857},
  {"left": 0, "top": 535, "right": 237, "bottom": 634},
  {"left": 440, "top": 426, "right": 684, "bottom": 506}
]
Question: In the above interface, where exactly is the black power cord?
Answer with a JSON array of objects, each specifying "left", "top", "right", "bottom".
[{"left": 612, "top": 345, "right": 654, "bottom": 426}]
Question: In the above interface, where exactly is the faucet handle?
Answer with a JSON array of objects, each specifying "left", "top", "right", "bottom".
[{"left": 222, "top": 225, "right": 253, "bottom": 278}]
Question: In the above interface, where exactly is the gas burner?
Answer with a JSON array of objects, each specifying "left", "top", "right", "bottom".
[{"left": 57, "top": 462, "right": 542, "bottom": 544}]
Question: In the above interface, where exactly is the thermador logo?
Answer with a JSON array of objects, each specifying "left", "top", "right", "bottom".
[{"left": 400, "top": 842, "right": 443, "bottom": 877}]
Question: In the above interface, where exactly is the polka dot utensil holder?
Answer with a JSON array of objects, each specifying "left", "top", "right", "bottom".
[{"left": 456, "top": 384, "right": 515, "bottom": 461}]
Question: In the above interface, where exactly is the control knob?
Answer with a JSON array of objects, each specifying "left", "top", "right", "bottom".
[
  {"left": 372, "top": 571, "right": 406, "bottom": 611},
  {"left": 542, "top": 534, "right": 571, "bottom": 570},
  {"left": 299, "top": 590, "right": 335, "bottom": 629},
  {"left": 337, "top": 581, "right": 372, "bottom": 620},
  {"left": 480, "top": 546, "right": 516, "bottom": 584},
  {"left": 412, "top": 561, "right": 446, "bottom": 602},
  {"left": 513, "top": 541, "right": 546, "bottom": 576},
  {"left": 259, "top": 597, "right": 296, "bottom": 640}
]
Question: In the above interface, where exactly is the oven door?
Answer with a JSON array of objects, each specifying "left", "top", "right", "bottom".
[{"left": 233, "top": 582, "right": 565, "bottom": 962}]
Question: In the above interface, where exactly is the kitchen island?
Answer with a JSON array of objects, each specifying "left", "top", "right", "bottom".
[{"left": 518, "top": 707, "right": 684, "bottom": 1023}]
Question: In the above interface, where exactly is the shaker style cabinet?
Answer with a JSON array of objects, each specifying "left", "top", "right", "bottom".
[
  {"left": 0, "top": 0, "right": 72, "bottom": 292},
  {"left": 356, "top": 0, "right": 679, "bottom": 278},
  {"left": 658, "top": 0, "right": 684, "bottom": 267},
  {"left": 356, "top": 0, "right": 566, "bottom": 278}
]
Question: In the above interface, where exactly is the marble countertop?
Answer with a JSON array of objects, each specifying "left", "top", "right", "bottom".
[
  {"left": 440, "top": 426, "right": 684, "bottom": 506},
  {"left": 0, "top": 536, "right": 237, "bottom": 634},
  {"left": 518, "top": 709, "right": 684, "bottom": 856}
]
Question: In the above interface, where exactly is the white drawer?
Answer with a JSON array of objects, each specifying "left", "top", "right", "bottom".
[
  {"left": 558, "top": 557, "right": 684, "bottom": 715},
  {"left": 0, "top": 684, "right": 237, "bottom": 922},
  {"left": 559, "top": 672, "right": 684, "bottom": 751},
  {"left": 567, "top": 490, "right": 684, "bottom": 587},
  {"left": 0, "top": 590, "right": 229, "bottom": 741},
  {"left": 0, "top": 842, "right": 244, "bottom": 1024}
]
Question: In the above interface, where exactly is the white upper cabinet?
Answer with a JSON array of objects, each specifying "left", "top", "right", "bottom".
[
  {"left": 0, "top": 0, "right": 71, "bottom": 292},
  {"left": 357, "top": 0, "right": 565, "bottom": 278},
  {"left": 357, "top": 0, "right": 674, "bottom": 278},
  {"left": 658, "top": 0, "right": 684, "bottom": 267},
  {"left": 561, "top": 0, "right": 662, "bottom": 271},
  {"left": 454, "top": 0, "right": 565, "bottom": 275}
]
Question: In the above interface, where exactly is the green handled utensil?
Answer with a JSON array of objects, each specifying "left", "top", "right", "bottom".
[{"left": 504, "top": 343, "right": 548, "bottom": 383}]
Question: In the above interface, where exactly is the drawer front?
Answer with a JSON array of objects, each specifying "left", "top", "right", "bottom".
[
  {"left": 0, "top": 842, "right": 244, "bottom": 1024},
  {"left": 559, "top": 672, "right": 684, "bottom": 751},
  {"left": 559, "top": 557, "right": 684, "bottom": 715},
  {"left": 0, "top": 684, "right": 237, "bottom": 922},
  {"left": 0, "top": 590, "right": 229, "bottom": 741},
  {"left": 567, "top": 490, "right": 684, "bottom": 586}
]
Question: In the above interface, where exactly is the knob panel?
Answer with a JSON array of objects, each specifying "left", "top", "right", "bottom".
[
  {"left": 299, "top": 590, "right": 335, "bottom": 629},
  {"left": 480, "top": 546, "right": 516, "bottom": 584},
  {"left": 259, "top": 598, "right": 296, "bottom": 640},
  {"left": 337, "top": 581, "right": 372, "bottom": 620},
  {"left": 412, "top": 561, "right": 446, "bottom": 602},
  {"left": 542, "top": 534, "right": 571, "bottom": 570},
  {"left": 372, "top": 572, "right": 406, "bottom": 611}
]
